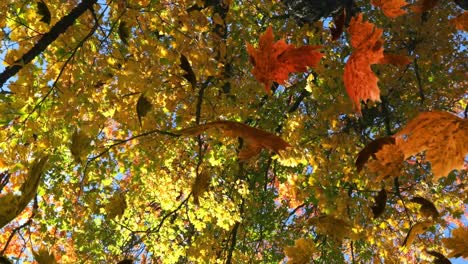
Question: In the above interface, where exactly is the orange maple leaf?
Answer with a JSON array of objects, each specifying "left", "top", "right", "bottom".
[
  {"left": 343, "top": 14, "right": 384, "bottom": 113},
  {"left": 372, "top": 0, "right": 408, "bottom": 18},
  {"left": 176, "top": 120, "right": 291, "bottom": 159},
  {"left": 451, "top": 12, "right": 468, "bottom": 31},
  {"left": 246, "top": 26, "right": 323, "bottom": 93}
]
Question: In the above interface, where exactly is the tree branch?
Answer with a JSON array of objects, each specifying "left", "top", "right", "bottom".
[
  {"left": 413, "top": 58, "right": 425, "bottom": 105},
  {"left": 225, "top": 221, "right": 240, "bottom": 264},
  {"left": 0, "top": 0, "right": 98, "bottom": 88},
  {"left": 0, "top": 198, "right": 38, "bottom": 255}
]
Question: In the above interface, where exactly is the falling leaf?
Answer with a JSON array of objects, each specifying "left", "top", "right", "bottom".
[
  {"left": 180, "top": 54, "right": 197, "bottom": 88},
  {"left": 118, "top": 21, "right": 130, "bottom": 45},
  {"left": 176, "top": 121, "right": 291, "bottom": 159},
  {"left": 451, "top": 12, "right": 468, "bottom": 31},
  {"left": 0, "top": 256, "right": 12, "bottom": 264},
  {"left": 379, "top": 54, "right": 412, "bottom": 66},
  {"left": 106, "top": 192, "right": 127, "bottom": 219},
  {"left": 37, "top": 1, "right": 51, "bottom": 25},
  {"left": 246, "top": 26, "right": 322, "bottom": 93},
  {"left": 371, "top": 188, "right": 387, "bottom": 218},
  {"left": 411, "top": 0, "right": 439, "bottom": 13},
  {"left": 331, "top": 9, "right": 346, "bottom": 41},
  {"left": 355, "top": 137, "right": 396, "bottom": 173},
  {"left": 309, "top": 215, "right": 352, "bottom": 241},
  {"left": 70, "top": 129, "right": 91, "bottom": 164},
  {"left": 117, "top": 259, "right": 134, "bottom": 264},
  {"left": 372, "top": 0, "right": 408, "bottom": 18},
  {"left": 410, "top": 196, "right": 439, "bottom": 218},
  {"left": 33, "top": 247, "right": 57, "bottom": 264},
  {"left": 0, "top": 156, "right": 48, "bottom": 228},
  {"left": 192, "top": 170, "right": 211, "bottom": 205},
  {"left": 343, "top": 14, "right": 384, "bottom": 113},
  {"left": 284, "top": 238, "right": 316, "bottom": 264},
  {"left": 136, "top": 94, "right": 152, "bottom": 127},
  {"left": 365, "top": 143, "right": 404, "bottom": 182},
  {"left": 426, "top": 250, "right": 451, "bottom": 264},
  {"left": 442, "top": 225, "right": 468, "bottom": 258},
  {"left": 395, "top": 111, "right": 468, "bottom": 180},
  {"left": 402, "top": 219, "right": 433, "bottom": 248}
]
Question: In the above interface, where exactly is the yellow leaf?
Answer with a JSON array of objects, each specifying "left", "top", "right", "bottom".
[
  {"left": 284, "top": 238, "right": 316, "bottom": 264},
  {"left": 401, "top": 220, "right": 432, "bottom": 248},
  {"left": 442, "top": 225, "right": 468, "bottom": 258}
]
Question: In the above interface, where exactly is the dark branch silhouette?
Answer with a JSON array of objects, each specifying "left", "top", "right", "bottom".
[{"left": 0, "top": 0, "right": 98, "bottom": 88}]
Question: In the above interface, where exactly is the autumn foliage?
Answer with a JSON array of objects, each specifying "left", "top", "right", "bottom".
[
  {"left": 0, "top": 0, "right": 466, "bottom": 263},
  {"left": 246, "top": 26, "right": 323, "bottom": 93}
]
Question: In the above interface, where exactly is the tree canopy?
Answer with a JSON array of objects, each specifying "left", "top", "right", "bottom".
[{"left": 0, "top": 0, "right": 467, "bottom": 263}]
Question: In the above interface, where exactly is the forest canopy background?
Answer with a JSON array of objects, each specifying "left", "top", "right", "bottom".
[{"left": 0, "top": 0, "right": 467, "bottom": 263}]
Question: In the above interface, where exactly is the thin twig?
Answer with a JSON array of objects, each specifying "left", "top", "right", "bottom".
[
  {"left": 394, "top": 177, "right": 413, "bottom": 223},
  {"left": 413, "top": 58, "right": 425, "bottom": 105},
  {"left": 86, "top": 129, "right": 179, "bottom": 165}
]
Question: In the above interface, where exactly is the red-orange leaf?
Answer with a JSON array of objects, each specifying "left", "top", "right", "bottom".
[
  {"left": 372, "top": 0, "right": 408, "bottom": 18},
  {"left": 177, "top": 121, "right": 291, "bottom": 159},
  {"left": 247, "top": 26, "right": 323, "bottom": 93},
  {"left": 344, "top": 14, "right": 384, "bottom": 113},
  {"left": 451, "top": 12, "right": 468, "bottom": 31}
]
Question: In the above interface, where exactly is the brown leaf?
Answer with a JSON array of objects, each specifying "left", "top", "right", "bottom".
[
  {"left": 33, "top": 248, "right": 57, "bottom": 264},
  {"left": 106, "top": 192, "right": 127, "bottom": 219},
  {"left": 411, "top": 0, "right": 439, "bottom": 13},
  {"left": 192, "top": 170, "right": 211, "bottom": 205},
  {"left": 410, "top": 196, "right": 439, "bottom": 218},
  {"left": 117, "top": 259, "right": 134, "bottom": 264},
  {"left": 37, "top": 1, "right": 51, "bottom": 25},
  {"left": 426, "top": 250, "right": 451, "bottom": 264},
  {"left": 0, "top": 256, "right": 12, "bottom": 264},
  {"left": 402, "top": 220, "right": 433, "bottom": 248},
  {"left": 136, "top": 94, "right": 152, "bottom": 127},
  {"left": 176, "top": 121, "right": 291, "bottom": 159},
  {"left": 331, "top": 9, "right": 346, "bottom": 41},
  {"left": 70, "top": 129, "right": 91, "bottom": 164},
  {"left": 395, "top": 111, "right": 468, "bottom": 180},
  {"left": 0, "top": 156, "right": 48, "bottom": 228},
  {"left": 118, "top": 21, "right": 130, "bottom": 45},
  {"left": 356, "top": 137, "right": 396, "bottom": 173},
  {"left": 442, "top": 225, "right": 468, "bottom": 258},
  {"left": 379, "top": 54, "right": 412, "bottom": 66},
  {"left": 371, "top": 188, "right": 387, "bottom": 218},
  {"left": 180, "top": 54, "right": 197, "bottom": 88}
]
